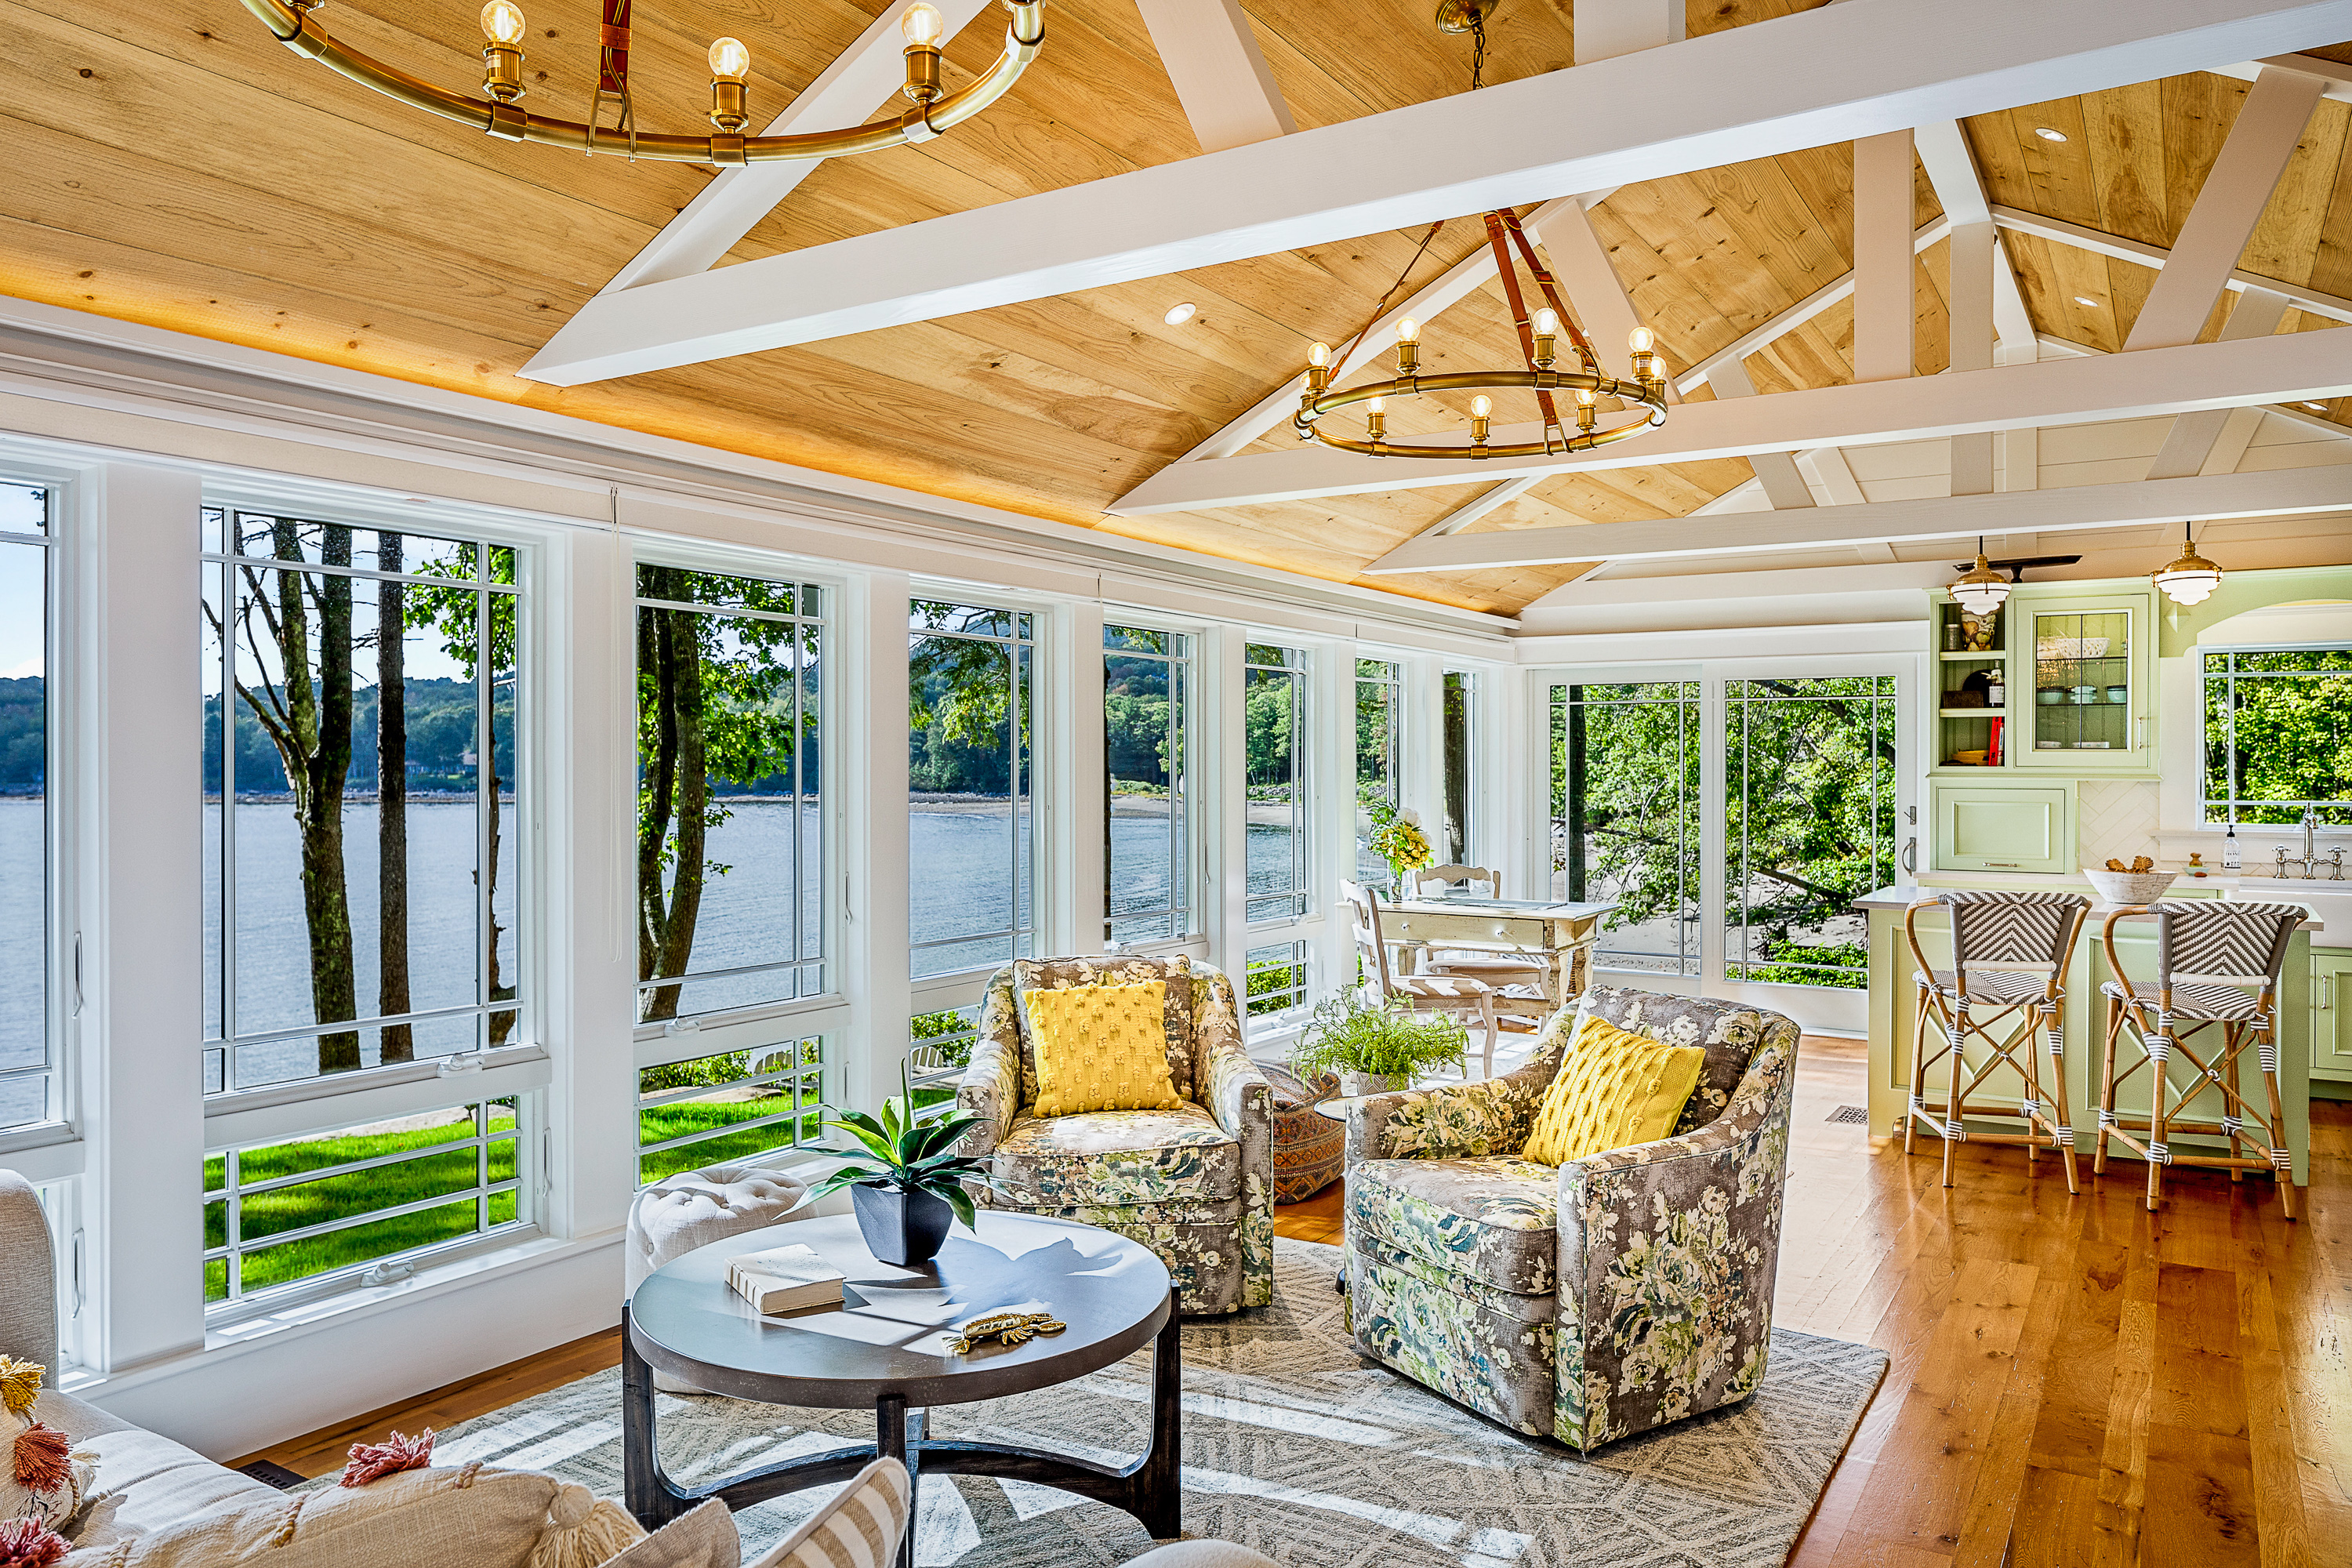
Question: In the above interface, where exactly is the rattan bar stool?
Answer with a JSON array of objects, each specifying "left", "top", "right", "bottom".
[
  {"left": 2096, "top": 900, "right": 2305, "bottom": 1218},
  {"left": 1902, "top": 890, "right": 2091, "bottom": 1190}
]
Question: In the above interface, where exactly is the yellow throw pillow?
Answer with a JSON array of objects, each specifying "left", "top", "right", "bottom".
[
  {"left": 1025, "top": 980, "right": 1184, "bottom": 1117},
  {"left": 1521, "top": 1016, "right": 1706, "bottom": 1166}
]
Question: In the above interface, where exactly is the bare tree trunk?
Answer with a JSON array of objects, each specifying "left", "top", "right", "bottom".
[
  {"left": 269, "top": 520, "right": 358, "bottom": 1073},
  {"left": 637, "top": 580, "right": 709, "bottom": 1022},
  {"left": 377, "top": 535, "right": 412, "bottom": 1061}
]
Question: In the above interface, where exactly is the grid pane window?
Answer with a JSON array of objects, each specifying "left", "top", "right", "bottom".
[
  {"left": 1247, "top": 644, "right": 1308, "bottom": 921},
  {"left": 0, "top": 481, "right": 49, "bottom": 1131},
  {"left": 201, "top": 511, "right": 521, "bottom": 1093},
  {"left": 2201, "top": 648, "right": 2352, "bottom": 827},
  {"left": 636, "top": 567, "right": 825, "bottom": 1022},
  {"left": 637, "top": 1038, "right": 825, "bottom": 1186},
  {"left": 1105, "top": 626, "right": 1192, "bottom": 946},
  {"left": 909, "top": 601, "right": 1036, "bottom": 978},
  {"left": 1552, "top": 682, "right": 1701, "bottom": 977},
  {"left": 909, "top": 1006, "right": 980, "bottom": 1102},
  {"left": 1245, "top": 940, "right": 1308, "bottom": 1019},
  {"left": 1723, "top": 676, "right": 1897, "bottom": 989},
  {"left": 203, "top": 1100, "right": 524, "bottom": 1304},
  {"left": 1442, "top": 671, "right": 1474, "bottom": 866},
  {"left": 1355, "top": 659, "right": 1402, "bottom": 893}
]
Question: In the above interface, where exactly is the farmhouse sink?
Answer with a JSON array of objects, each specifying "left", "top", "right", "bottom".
[{"left": 2227, "top": 877, "right": 2350, "bottom": 944}]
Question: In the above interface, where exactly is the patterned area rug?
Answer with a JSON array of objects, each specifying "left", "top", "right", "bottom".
[{"left": 397, "top": 1239, "right": 1885, "bottom": 1566}]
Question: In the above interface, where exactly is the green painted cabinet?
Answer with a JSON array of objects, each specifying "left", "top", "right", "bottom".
[
  {"left": 2012, "top": 586, "right": 2157, "bottom": 775},
  {"left": 2314, "top": 948, "right": 2352, "bottom": 1088},
  {"left": 1931, "top": 781, "right": 2074, "bottom": 874}
]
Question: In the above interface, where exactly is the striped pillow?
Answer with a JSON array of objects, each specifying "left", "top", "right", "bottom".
[{"left": 747, "top": 1457, "right": 911, "bottom": 1568}]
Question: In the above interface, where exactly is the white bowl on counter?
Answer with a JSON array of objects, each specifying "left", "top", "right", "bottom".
[{"left": 2083, "top": 868, "right": 2177, "bottom": 905}]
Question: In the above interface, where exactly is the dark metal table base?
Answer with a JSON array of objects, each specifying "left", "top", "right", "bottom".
[{"left": 622, "top": 1294, "right": 1182, "bottom": 1568}]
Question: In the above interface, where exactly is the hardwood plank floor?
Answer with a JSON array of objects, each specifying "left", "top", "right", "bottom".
[{"left": 231, "top": 1035, "right": 2352, "bottom": 1565}]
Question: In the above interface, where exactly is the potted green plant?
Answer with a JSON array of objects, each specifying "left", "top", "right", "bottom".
[
  {"left": 808, "top": 1062, "right": 998, "bottom": 1265},
  {"left": 1292, "top": 993, "right": 1468, "bottom": 1096}
]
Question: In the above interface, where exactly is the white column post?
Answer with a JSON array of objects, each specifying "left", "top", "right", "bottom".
[
  {"left": 1571, "top": 0, "right": 1685, "bottom": 62},
  {"left": 842, "top": 572, "right": 911, "bottom": 1112},
  {"left": 1855, "top": 130, "right": 1918, "bottom": 383},
  {"left": 538, "top": 524, "right": 637, "bottom": 1240},
  {"left": 1204, "top": 626, "right": 1250, "bottom": 989},
  {"left": 1403, "top": 655, "right": 1445, "bottom": 862},
  {"left": 1311, "top": 638, "right": 1354, "bottom": 1007},
  {"left": 1062, "top": 602, "right": 1107, "bottom": 951},
  {"left": 83, "top": 463, "right": 205, "bottom": 1373}
]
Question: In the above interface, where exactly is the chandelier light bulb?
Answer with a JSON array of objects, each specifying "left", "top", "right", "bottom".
[
  {"left": 1308, "top": 341, "right": 1330, "bottom": 368},
  {"left": 479, "top": 0, "right": 527, "bottom": 45},
  {"left": 1533, "top": 307, "right": 1559, "bottom": 337},
  {"left": 1471, "top": 395, "right": 1492, "bottom": 418},
  {"left": 1628, "top": 325, "right": 1657, "bottom": 354},
  {"left": 707, "top": 36, "right": 750, "bottom": 82},
  {"left": 1574, "top": 388, "right": 1596, "bottom": 407},
  {"left": 1367, "top": 397, "right": 1385, "bottom": 414},
  {"left": 901, "top": 3, "right": 947, "bottom": 48},
  {"left": 1396, "top": 318, "right": 1421, "bottom": 345}
]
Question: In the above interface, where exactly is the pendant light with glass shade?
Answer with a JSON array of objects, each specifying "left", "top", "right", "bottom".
[
  {"left": 1949, "top": 538, "right": 2012, "bottom": 617},
  {"left": 2151, "top": 521, "right": 2224, "bottom": 606}
]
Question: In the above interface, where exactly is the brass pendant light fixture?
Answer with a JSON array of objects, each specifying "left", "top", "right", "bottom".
[
  {"left": 1949, "top": 538, "right": 2012, "bottom": 617},
  {"left": 2151, "top": 521, "right": 2224, "bottom": 606},
  {"left": 240, "top": 0, "right": 1044, "bottom": 168},
  {"left": 1292, "top": 1, "right": 1668, "bottom": 459}
]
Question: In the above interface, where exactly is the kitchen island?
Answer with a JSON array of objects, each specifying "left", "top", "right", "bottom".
[{"left": 1856, "top": 883, "right": 2318, "bottom": 1186}]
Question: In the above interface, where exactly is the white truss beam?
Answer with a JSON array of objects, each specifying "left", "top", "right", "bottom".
[
  {"left": 2212, "top": 53, "right": 2352, "bottom": 104},
  {"left": 1854, "top": 130, "right": 1918, "bottom": 383},
  {"left": 1575, "top": 0, "right": 1686, "bottom": 62},
  {"left": 2126, "top": 64, "right": 2325, "bottom": 349},
  {"left": 1108, "top": 325, "right": 2352, "bottom": 514},
  {"left": 1133, "top": 0, "right": 1296, "bottom": 154},
  {"left": 1675, "top": 218, "right": 1953, "bottom": 394},
  {"left": 1359, "top": 465, "right": 2352, "bottom": 573},
  {"left": 1989, "top": 206, "right": 2352, "bottom": 323},
  {"left": 1704, "top": 356, "right": 1816, "bottom": 508},
  {"left": 523, "top": 0, "right": 2352, "bottom": 383},
  {"left": 2146, "top": 286, "right": 2293, "bottom": 477},
  {"left": 597, "top": 2, "right": 997, "bottom": 294}
]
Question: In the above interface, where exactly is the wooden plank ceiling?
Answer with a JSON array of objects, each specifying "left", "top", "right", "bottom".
[{"left": 0, "top": 1, "right": 2346, "bottom": 614}]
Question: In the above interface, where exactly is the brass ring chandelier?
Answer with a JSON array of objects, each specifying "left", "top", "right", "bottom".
[
  {"left": 1293, "top": 1, "right": 1669, "bottom": 459},
  {"left": 238, "top": 0, "right": 1045, "bottom": 167}
]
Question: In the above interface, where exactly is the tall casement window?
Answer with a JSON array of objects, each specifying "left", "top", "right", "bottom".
[
  {"left": 2201, "top": 647, "right": 2352, "bottom": 826},
  {"left": 0, "top": 481, "right": 50, "bottom": 1132},
  {"left": 1354, "top": 659, "right": 1402, "bottom": 891},
  {"left": 1552, "top": 682, "right": 1700, "bottom": 976},
  {"left": 200, "top": 510, "right": 532, "bottom": 1305},
  {"left": 1246, "top": 644, "right": 1308, "bottom": 921},
  {"left": 1442, "top": 670, "right": 1475, "bottom": 866},
  {"left": 1723, "top": 677, "right": 1896, "bottom": 989},
  {"left": 635, "top": 566, "right": 825, "bottom": 1020},
  {"left": 201, "top": 512, "right": 523, "bottom": 1087},
  {"left": 1105, "top": 626, "right": 1191, "bottom": 946},
  {"left": 909, "top": 601, "right": 1036, "bottom": 977}
]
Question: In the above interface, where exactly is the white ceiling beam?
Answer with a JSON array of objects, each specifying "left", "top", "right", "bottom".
[
  {"left": 2212, "top": 52, "right": 2352, "bottom": 102},
  {"left": 1704, "top": 356, "right": 1816, "bottom": 508},
  {"left": 1544, "top": 201, "right": 1646, "bottom": 383},
  {"left": 2147, "top": 286, "right": 2294, "bottom": 477},
  {"left": 596, "top": 1, "right": 996, "bottom": 294},
  {"left": 1388, "top": 476, "right": 1547, "bottom": 556},
  {"left": 1575, "top": 0, "right": 1686, "bottom": 61},
  {"left": 1854, "top": 129, "right": 1918, "bottom": 383},
  {"left": 1674, "top": 218, "right": 1951, "bottom": 394},
  {"left": 1133, "top": 0, "right": 1296, "bottom": 154},
  {"left": 522, "top": 0, "right": 2352, "bottom": 383},
  {"left": 1361, "top": 464, "right": 2352, "bottom": 573},
  {"left": 1991, "top": 205, "right": 2352, "bottom": 322},
  {"left": 1109, "top": 324, "right": 2352, "bottom": 513},
  {"left": 2125, "top": 64, "right": 2325, "bottom": 349}
]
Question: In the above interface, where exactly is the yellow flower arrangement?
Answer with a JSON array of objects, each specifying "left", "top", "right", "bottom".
[{"left": 1369, "top": 808, "right": 1433, "bottom": 881}]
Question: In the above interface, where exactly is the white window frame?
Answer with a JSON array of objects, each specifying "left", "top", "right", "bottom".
[
  {"left": 2197, "top": 641, "right": 2352, "bottom": 829},
  {"left": 0, "top": 471, "right": 66, "bottom": 1145},
  {"left": 1102, "top": 620, "right": 1200, "bottom": 950}
]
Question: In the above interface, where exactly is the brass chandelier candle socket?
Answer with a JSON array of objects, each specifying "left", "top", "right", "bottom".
[{"left": 241, "top": 0, "right": 1044, "bottom": 166}]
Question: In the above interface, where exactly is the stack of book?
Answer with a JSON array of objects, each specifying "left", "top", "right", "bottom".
[{"left": 726, "top": 1243, "right": 847, "bottom": 1316}]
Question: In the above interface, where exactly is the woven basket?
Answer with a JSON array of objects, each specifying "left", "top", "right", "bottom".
[{"left": 2083, "top": 868, "right": 2176, "bottom": 905}]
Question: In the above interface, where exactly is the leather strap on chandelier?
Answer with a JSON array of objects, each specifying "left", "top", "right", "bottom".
[{"left": 241, "top": 0, "right": 1046, "bottom": 167}]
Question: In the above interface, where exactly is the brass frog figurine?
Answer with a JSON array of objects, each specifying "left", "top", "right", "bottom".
[{"left": 944, "top": 1310, "right": 1066, "bottom": 1355}]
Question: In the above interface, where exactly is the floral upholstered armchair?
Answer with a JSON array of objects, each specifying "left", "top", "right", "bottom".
[
  {"left": 956, "top": 955, "right": 1275, "bottom": 1315},
  {"left": 1341, "top": 985, "right": 1799, "bottom": 1450}
]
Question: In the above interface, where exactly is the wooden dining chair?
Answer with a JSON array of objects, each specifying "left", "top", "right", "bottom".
[
  {"left": 1340, "top": 880, "right": 1497, "bottom": 1078},
  {"left": 1410, "top": 866, "right": 1555, "bottom": 1022}
]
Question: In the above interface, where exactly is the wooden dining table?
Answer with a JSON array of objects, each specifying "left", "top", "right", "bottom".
[{"left": 1376, "top": 893, "right": 1620, "bottom": 1007}]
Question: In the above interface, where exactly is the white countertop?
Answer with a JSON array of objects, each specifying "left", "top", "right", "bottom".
[{"left": 1855, "top": 883, "right": 2324, "bottom": 932}]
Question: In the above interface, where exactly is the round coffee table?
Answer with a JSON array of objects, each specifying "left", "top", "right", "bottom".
[{"left": 623, "top": 1210, "right": 1179, "bottom": 1567}]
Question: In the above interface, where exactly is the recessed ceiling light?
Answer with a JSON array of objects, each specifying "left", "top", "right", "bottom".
[
  {"left": 2073, "top": 296, "right": 2101, "bottom": 307},
  {"left": 2303, "top": 401, "right": 2331, "bottom": 412},
  {"left": 2034, "top": 126, "right": 2069, "bottom": 143},
  {"left": 1163, "top": 301, "right": 1196, "bottom": 325}
]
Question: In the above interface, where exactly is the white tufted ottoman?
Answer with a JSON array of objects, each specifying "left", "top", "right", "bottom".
[{"left": 626, "top": 1164, "right": 811, "bottom": 1393}]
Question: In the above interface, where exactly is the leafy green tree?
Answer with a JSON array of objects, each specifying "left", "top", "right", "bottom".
[
  {"left": 2203, "top": 649, "right": 2352, "bottom": 826},
  {"left": 633, "top": 567, "right": 814, "bottom": 1021}
]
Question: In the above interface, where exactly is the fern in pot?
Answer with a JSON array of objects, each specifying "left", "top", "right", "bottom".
[
  {"left": 1292, "top": 993, "right": 1468, "bottom": 1096},
  {"left": 807, "top": 1062, "right": 999, "bottom": 1265}
]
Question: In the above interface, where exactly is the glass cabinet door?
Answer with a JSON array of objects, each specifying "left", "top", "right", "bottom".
[{"left": 2027, "top": 606, "right": 2134, "bottom": 758}]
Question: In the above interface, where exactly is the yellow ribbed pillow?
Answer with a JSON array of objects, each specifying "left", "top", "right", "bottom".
[
  {"left": 1521, "top": 1016, "right": 1706, "bottom": 1166},
  {"left": 1024, "top": 980, "right": 1184, "bottom": 1117}
]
